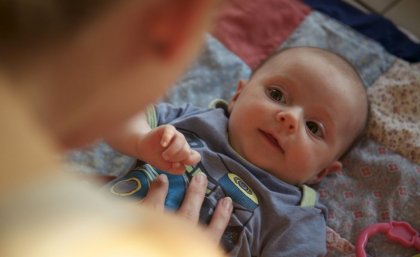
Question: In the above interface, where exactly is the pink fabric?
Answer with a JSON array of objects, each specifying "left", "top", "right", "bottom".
[
  {"left": 327, "top": 226, "right": 355, "bottom": 256},
  {"left": 212, "top": 0, "right": 310, "bottom": 69}
]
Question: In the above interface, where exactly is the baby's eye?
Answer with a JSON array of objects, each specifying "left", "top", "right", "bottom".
[
  {"left": 267, "top": 87, "right": 286, "bottom": 103},
  {"left": 306, "top": 121, "right": 323, "bottom": 138}
]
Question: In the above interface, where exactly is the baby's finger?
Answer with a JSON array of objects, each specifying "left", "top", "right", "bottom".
[
  {"left": 182, "top": 150, "right": 201, "bottom": 166},
  {"left": 164, "top": 141, "right": 193, "bottom": 163},
  {"left": 160, "top": 125, "right": 176, "bottom": 148},
  {"left": 169, "top": 162, "right": 186, "bottom": 174},
  {"left": 162, "top": 133, "right": 186, "bottom": 160}
]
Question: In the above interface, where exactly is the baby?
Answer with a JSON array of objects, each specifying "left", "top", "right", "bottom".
[{"left": 106, "top": 47, "right": 368, "bottom": 256}]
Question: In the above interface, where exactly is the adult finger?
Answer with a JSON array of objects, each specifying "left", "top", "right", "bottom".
[
  {"left": 178, "top": 172, "right": 207, "bottom": 222},
  {"left": 206, "top": 197, "right": 233, "bottom": 243},
  {"left": 142, "top": 174, "right": 169, "bottom": 211}
]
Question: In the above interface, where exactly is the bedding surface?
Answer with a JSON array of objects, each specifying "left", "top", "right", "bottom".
[{"left": 69, "top": 1, "right": 420, "bottom": 256}]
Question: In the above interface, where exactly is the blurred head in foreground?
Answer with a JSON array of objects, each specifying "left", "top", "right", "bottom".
[
  {"left": 0, "top": 0, "right": 218, "bottom": 149},
  {"left": 0, "top": 0, "right": 225, "bottom": 256}
]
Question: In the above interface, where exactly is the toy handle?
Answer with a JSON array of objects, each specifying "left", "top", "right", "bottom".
[
  {"left": 356, "top": 223, "right": 389, "bottom": 257},
  {"left": 356, "top": 221, "right": 420, "bottom": 257}
]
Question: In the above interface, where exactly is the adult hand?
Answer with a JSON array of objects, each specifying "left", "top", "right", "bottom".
[{"left": 142, "top": 173, "right": 233, "bottom": 244}]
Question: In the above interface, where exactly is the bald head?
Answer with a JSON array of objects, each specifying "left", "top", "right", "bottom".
[{"left": 254, "top": 47, "right": 368, "bottom": 157}]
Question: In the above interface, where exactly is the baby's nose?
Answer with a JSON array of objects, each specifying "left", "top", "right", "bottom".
[{"left": 276, "top": 109, "right": 300, "bottom": 134}]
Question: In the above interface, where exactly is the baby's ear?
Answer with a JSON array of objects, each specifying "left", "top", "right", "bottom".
[
  {"left": 307, "top": 161, "right": 342, "bottom": 185},
  {"left": 228, "top": 80, "right": 247, "bottom": 113},
  {"left": 141, "top": 0, "right": 218, "bottom": 60}
]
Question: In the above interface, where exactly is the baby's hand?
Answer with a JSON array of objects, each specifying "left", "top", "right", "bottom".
[
  {"left": 160, "top": 125, "right": 201, "bottom": 173},
  {"left": 137, "top": 124, "right": 201, "bottom": 174}
]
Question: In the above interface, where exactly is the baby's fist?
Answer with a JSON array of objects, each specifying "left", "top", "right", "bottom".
[{"left": 160, "top": 125, "right": 201, "bottom": 174}]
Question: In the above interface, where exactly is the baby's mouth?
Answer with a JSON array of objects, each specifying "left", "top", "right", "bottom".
[{"left": 259, "top": 130, "right": 285, "bottom": 154}]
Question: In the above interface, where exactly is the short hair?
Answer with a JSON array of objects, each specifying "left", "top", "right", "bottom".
[
  {"left": 252, "top": 47, "right": 363, "bottom": 85},
  {"left": 252, "top": 46, "right": 369, "bottom": 159},
  {"left": 0, "top": 0, "right": 114, "bottom": 59}
]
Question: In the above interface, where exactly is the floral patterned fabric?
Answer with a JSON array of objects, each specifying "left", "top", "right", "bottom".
[{"left": 368, "top": 60, "right": 420, "bottom": 163}]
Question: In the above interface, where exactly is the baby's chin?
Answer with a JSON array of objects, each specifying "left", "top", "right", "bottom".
[{"left": 265, "top": 166, "right": 314, "bottom": 186}]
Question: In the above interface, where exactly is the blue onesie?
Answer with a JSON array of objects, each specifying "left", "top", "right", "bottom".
[{"left": 108, "top": 102, "right": 328, "bottom": 257}]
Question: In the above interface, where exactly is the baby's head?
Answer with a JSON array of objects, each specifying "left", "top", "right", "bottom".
[{"left": 227, "top": 47, "right": 368, "bottom": 185}]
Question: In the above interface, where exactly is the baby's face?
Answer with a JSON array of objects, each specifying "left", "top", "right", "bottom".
[{"left": 228, "top": 49, "right": 366, "bottom": 185}]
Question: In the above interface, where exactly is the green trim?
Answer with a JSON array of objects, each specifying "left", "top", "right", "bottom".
[
  {"left": 299, "top": 185, "right": 317, "bottom": 207},
  {"left": 145, "top": 105, "right": 157, "bottom": 129},
  {"left": 208, "top": 99, "right": 228, "bottom": 109}
]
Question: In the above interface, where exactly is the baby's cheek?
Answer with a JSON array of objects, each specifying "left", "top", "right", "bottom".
[{"left": 293, "top": 146, "right": 318, "bottom": 171}]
